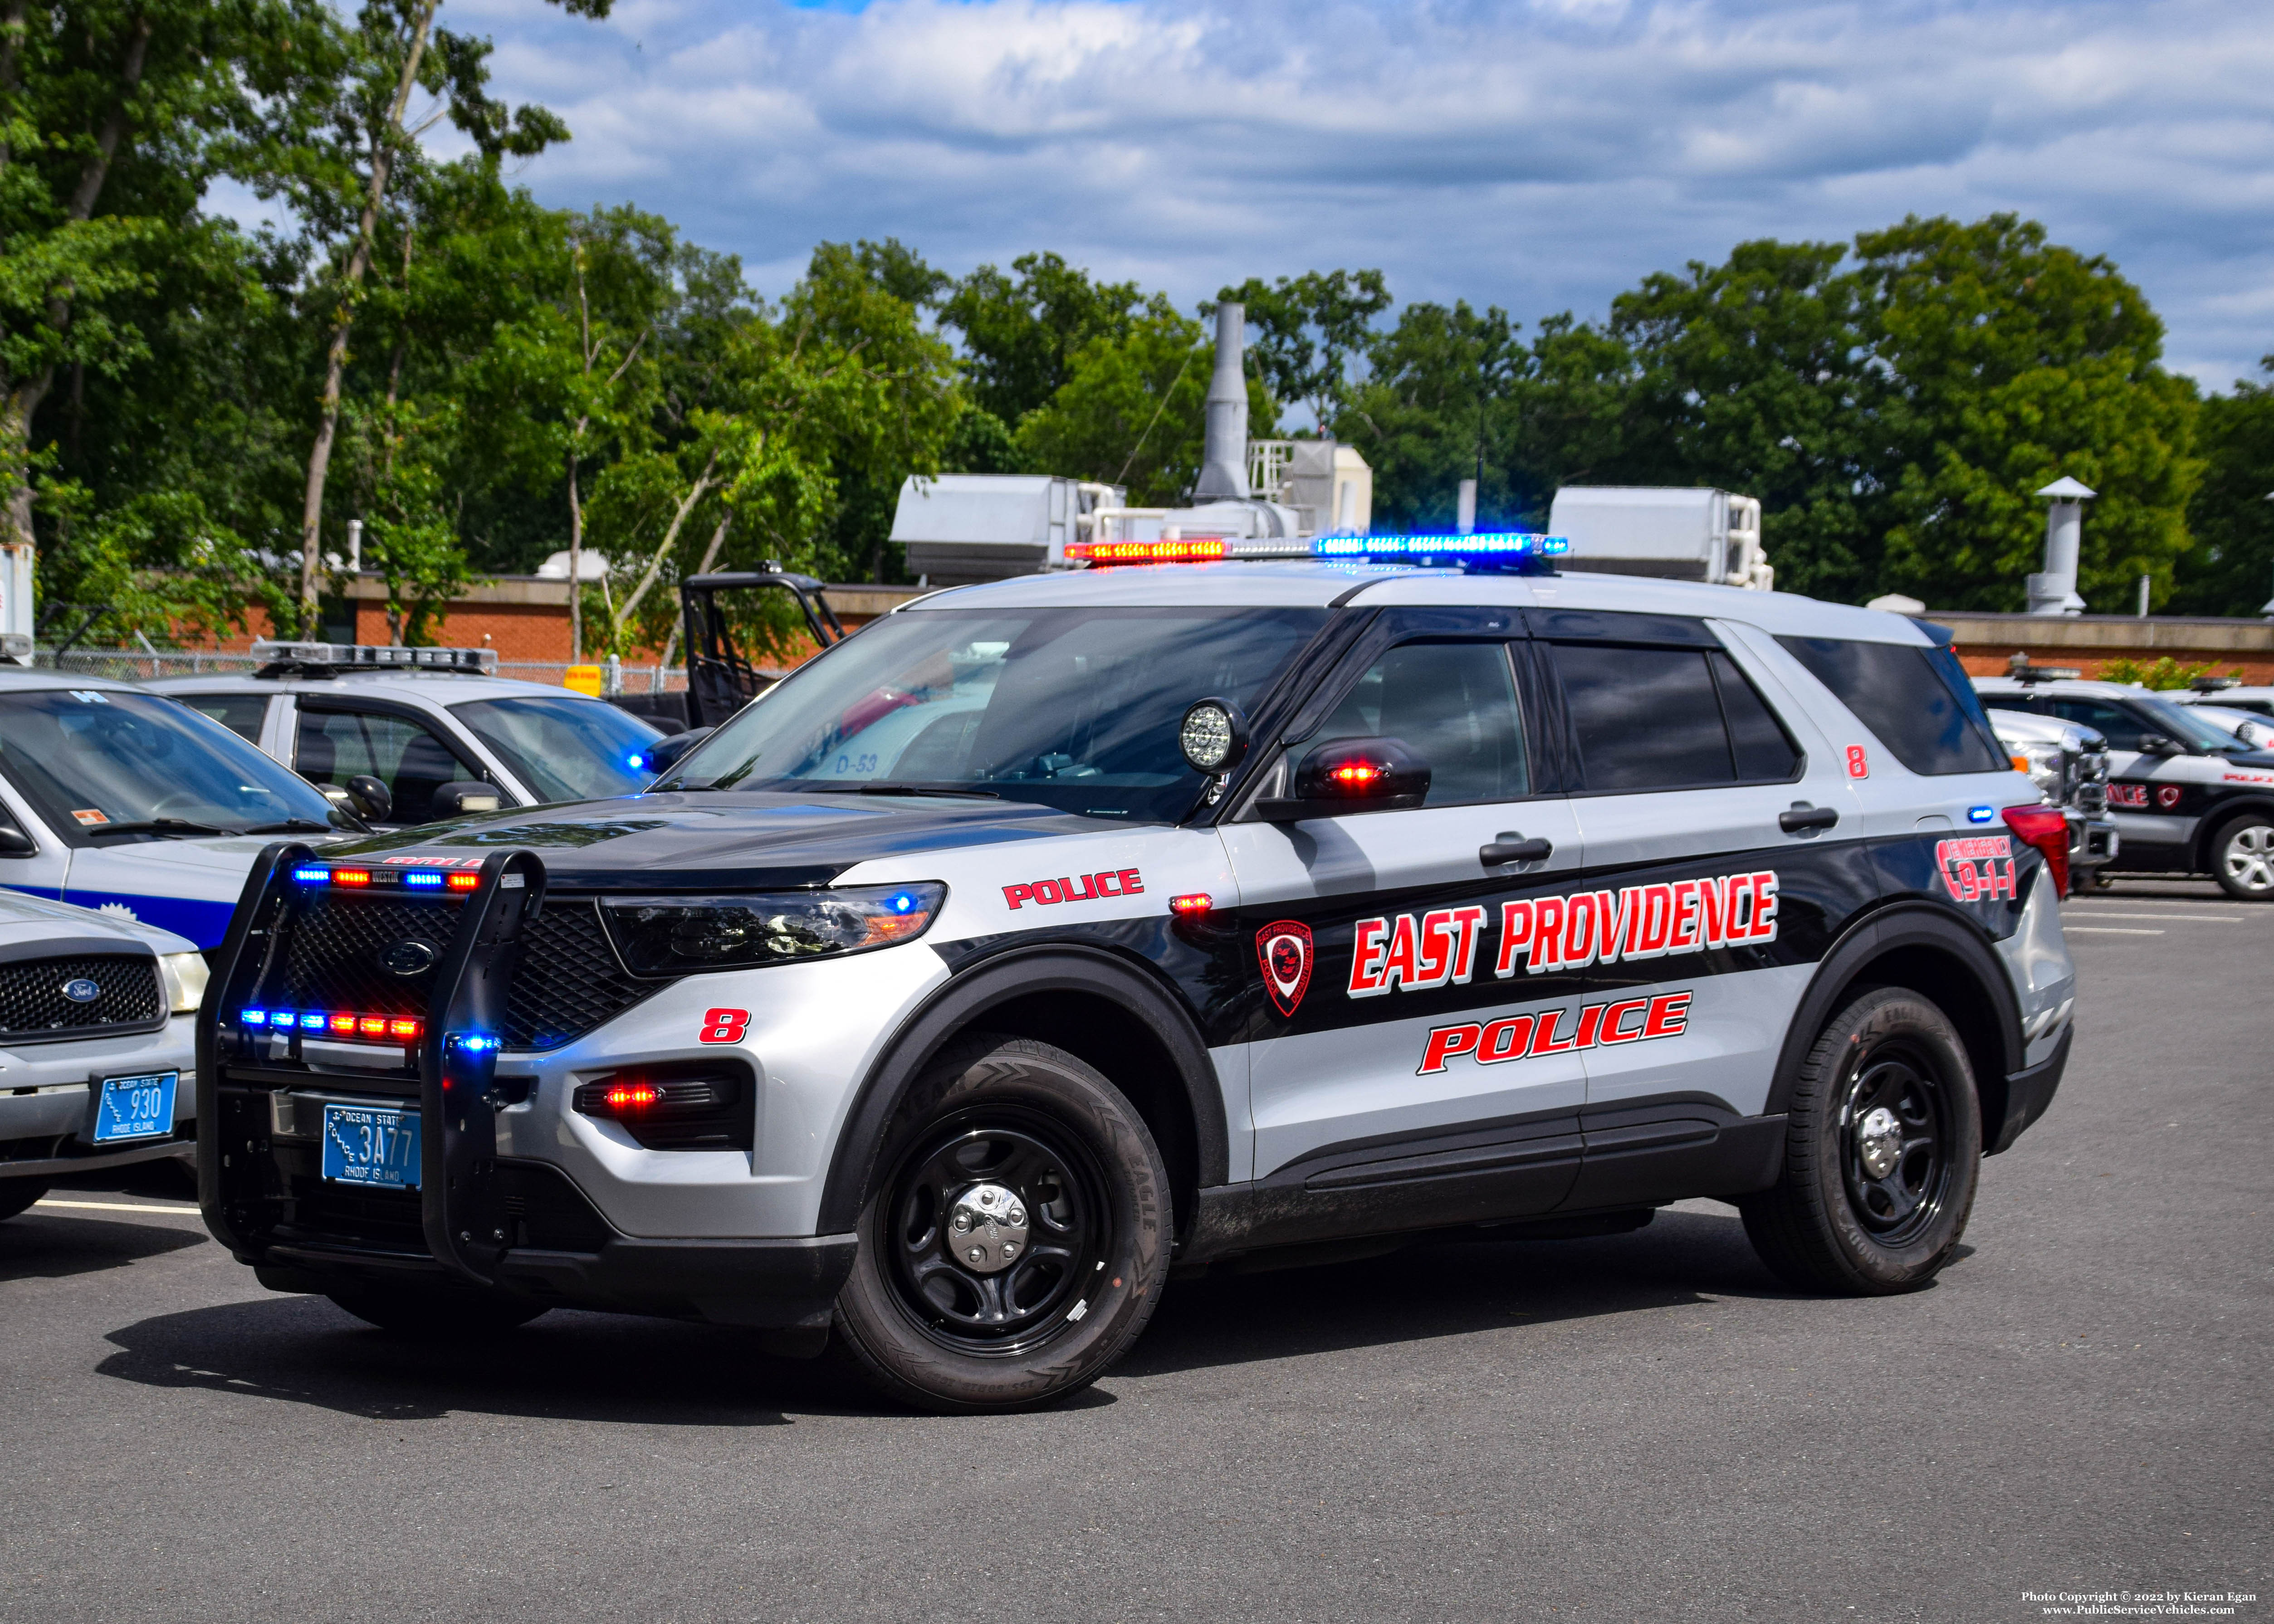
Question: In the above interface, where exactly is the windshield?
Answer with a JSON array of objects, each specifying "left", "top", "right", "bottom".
[
  {"left": 0, "top": 688, "right": 346, "bottom": 837},
  {"left": 668, "top": 605, "right": 1329, "bottom": 821},
  {"left": 2137, "top": 694, "right": 2257, "bottom": 753},
  {"left": 452, "top": 695, "right": 662, "bottom": 804}
]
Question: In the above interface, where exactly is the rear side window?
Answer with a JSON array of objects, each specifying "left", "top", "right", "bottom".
[
  {"left": 1551, "top": 643, "right": 1800, "bottom": 793},
  {"left": 1776, "top": 636, "right": 2007, "bottom": 775}
]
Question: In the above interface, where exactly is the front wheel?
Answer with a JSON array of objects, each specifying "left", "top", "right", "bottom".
[
  {"left": 831, "top": 1034, "right": 1169, "bottom": 1413},
  {"left": 2209, "top": 814, "right": 2274, "bottom": 901},
  {"left": 1741, "top": 989, "right": 1981, "bottom": 1294}
]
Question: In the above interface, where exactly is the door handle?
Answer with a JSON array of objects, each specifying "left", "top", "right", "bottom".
[
  {"left": 1480, "top": 836, "right": 1554, "bottom": 866},
  {"left": 1778, "top": 803, "right": 1839, "bottom": 834}
]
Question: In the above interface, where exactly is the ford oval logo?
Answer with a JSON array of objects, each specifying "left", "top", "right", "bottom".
[
  {"left": 379, "top": 939, "right": 438, "bottom": 977},
  {"left": 61, "top": 978, "right": 102, "bottom": 1003}
]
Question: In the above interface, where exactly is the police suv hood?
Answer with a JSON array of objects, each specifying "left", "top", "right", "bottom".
[{"left": 323, "top": 791, "right": 1127, "bottom": 891}]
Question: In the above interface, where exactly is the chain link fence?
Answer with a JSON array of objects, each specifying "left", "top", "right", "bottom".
[{"left": 29, "top": 649, "right": 692, "bottom": 693}]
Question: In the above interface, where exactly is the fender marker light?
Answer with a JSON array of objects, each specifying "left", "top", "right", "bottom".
[{"left": 1168, "top": 892, "right": 1213, "bottom": 917}]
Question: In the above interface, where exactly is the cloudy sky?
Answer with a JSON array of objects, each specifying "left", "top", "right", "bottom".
[{"left": 450, "top": 0, "right": 2274, "bottom": 391}]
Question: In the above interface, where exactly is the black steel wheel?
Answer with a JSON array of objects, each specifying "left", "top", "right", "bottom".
[
  {"left": 832, "top": 1034, "right": 1169, "bottom": 1413},
  {"left": 1741, "top": 988, "right": 1981, "bottom": 1294}
]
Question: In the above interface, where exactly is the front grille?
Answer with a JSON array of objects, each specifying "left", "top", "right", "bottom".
[
  {"left": 269, "top": 893, "right": 663, "bottom": 1055},
  {"left": 0, "top": 954, "right": 162, "bottom": 1042}
]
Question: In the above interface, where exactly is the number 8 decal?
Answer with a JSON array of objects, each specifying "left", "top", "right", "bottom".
[
  {"left": 1845, "top": 744, "right": 1870, "bottom": 779},
  {"left": 699, "top": 1008, "right": 750, "bottom": 1044}
]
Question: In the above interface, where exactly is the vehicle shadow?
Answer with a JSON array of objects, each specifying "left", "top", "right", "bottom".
[
  {"left": 1123, "top": 1205, "right": 1798, "bottom": 1379},
  {"left": 95, "top": 1294, "right": 851, "bottom": 1426},
  {"left": 0, "top": 1214, "right": 207, "bottom": 1284},
  {"left": 91, "top": 1208, "right": 1808, "bottom": 1421}
]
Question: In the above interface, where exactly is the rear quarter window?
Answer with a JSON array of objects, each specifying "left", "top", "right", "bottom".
[{"left": 1776, "top": 636, "right": 2007, "bottom": 775}]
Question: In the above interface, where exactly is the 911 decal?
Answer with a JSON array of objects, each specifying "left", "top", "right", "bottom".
[
  {"left": 1418, "top": 991, "right": 1692, "bottom": 1074},
  {"left": 1935, "top": 835, "right": 2015, "bottom": 902},
  {"left": 1348, "top": 871, "right": 1777, "bottom": 999}
]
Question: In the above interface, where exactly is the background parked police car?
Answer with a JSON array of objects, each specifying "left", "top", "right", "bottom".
[
  {"left": 1980, "top": 708, "right": 2118, "bottom": 892},
  {"left": 150, "top": 642, "right": 665, "bottom": 829},
  {"left": 0, "top": 888, "right": 206, "bottom": 1221},
  {"left": 1975, "top": 666, "right": 2274, "bottom": 900},
  {"left": 197, "top": 530, "right": 2075, "bottom": 1414},
  {"left": 0, "top": 666, "right": 362, "bottom": 947}
]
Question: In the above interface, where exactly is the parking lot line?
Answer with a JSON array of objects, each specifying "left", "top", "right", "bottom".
[
  {"left": 2065, "top": 926, "right": 2165, "bottom": 936},
  {"left": 32, "top": 1199, "right": 203, "bottom": 1216},
  {"left": 2066, "top": 911, "right": 2248, "bottom": 923}
]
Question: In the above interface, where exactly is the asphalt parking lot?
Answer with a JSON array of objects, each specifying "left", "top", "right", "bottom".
[{"left": 2, "top": 881, "right": 2268, "bottom": 1624}]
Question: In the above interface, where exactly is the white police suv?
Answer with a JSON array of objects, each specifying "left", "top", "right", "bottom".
[
  {"left": 149, "top": 643, "right": 664, "bottom": 829},
  {"left": 1975, "top": 672, "right": 2274, "bottom": 900},
  {"left": 197, "top": 533, "right": 2075, "bottom": 1412},
  {"left": 0, "top": 667, "right": 358, "bottom": 948},
  {"left": 1, "top": 888, "right": 206, "bottom": 1219}
]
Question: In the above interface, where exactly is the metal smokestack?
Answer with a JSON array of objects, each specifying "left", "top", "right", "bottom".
[{"left": 1193, "top": 302, "right": 1251, "bottom": 500}]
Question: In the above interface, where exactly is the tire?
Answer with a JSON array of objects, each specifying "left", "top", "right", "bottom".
[
  {"left": 830, "top": 1034, "right": 1170, "bottom": 1414},
  {"left": 325, "top": 1286, "right": 547, "bottom": 1337},
  {"left": 1741, "top": 989, "right": 1982, "bottom": 1295},
  {"left": 2208, "top": 813, "right": 2274, "bottom": 901},
  {"left": 0, "top": 1180, "right": 49, "bottom": 1222}
]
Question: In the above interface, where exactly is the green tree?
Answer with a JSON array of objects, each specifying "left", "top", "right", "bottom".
[
  {"left": 941, "top": 252, "right": 1144, "bottom": 426},
  {"left": 2171, "top": 360, "right": 2274, "bottom": 616},
  {"left": 1335, "top": 299, "right": 1525, "bottom": 533},
  {"left": 269, "top": 0, "right": 611, "bottom": 634},
  {"left": 1859, "top": 214, "right": 2201, "bottom": 611},
  {"left": 1219, "top": 268, "right": 1391, "bottom": 431}
]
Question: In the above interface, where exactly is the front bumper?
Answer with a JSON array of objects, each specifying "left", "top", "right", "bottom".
[
  {"left": 1, "top": 1017, "right": 198, "bottom": 1182},
  {"left": 2067, "top": 810, "right": 2118, "bottom": 876}
]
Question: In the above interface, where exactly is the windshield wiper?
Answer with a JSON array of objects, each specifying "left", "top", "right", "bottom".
[
  {"left": 840, "top": 783, "right": 1001, "bottom": 800},
  {"left": 241, "top": 819, "right": 334, "bottom": 834},
  {"left": 85, "top": 818, "right": 231, "bottom": 838}
]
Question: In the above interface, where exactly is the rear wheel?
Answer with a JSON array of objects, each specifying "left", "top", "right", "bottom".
[
  {"left": 325, "top": 1286, "right": 547, "bottom": 1337},
  {"left": 2209, "top": 814, "right": 2274, "bottom": 901},
  {"left": 831, "top": 1034, "right": 1169, "bottom": 1414},
  {"left": 1741, "top": 989, "right": 1981, "bottom": 1294},
  {"left": 0, "top": 1180, "right": 48, "bottom": 1221}
]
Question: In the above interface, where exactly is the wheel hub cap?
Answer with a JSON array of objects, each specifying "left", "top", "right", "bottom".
[
  {"left": 947, "top": 1183, "right": 1028, "bottom": 1273},
  {"left": 1857, "top": 1106, "right": 1904, "bottom": 1180}
]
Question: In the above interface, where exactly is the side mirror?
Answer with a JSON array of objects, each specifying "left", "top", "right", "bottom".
[
  {"left": 1257, "top": 736, "right": 1430, "bottom": 821},
  {"left": 2139, "top": 736, "right": 2184, "bottom": 758},
  {"left": 0, "top": 825, "right": 35, "bottom": 857},
  {"left": 346, "top": 773, "right": 394, "bottom": 823},
  {"left": 642, "top": 727, "right": 714, "bottom": 778},
  {"left": 430, "top": 780, "right": 502, "bottom": 819}
]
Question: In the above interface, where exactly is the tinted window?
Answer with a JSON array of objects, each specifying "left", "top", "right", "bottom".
[
  {"left": 1554, "top": 643, "right": 1736, "bottom": 792},
  {"left": 1711, "top": 652, "right": 1802, "bottom": 780},
  {"left": 297, "top": 707, "right": 480, "bottom": 824},
  {"left": 1313, "top": 642, "right": 1529, "bottom": 805},
  {"left": 2039, "top": 699, "right": 2153, "bottom": 752},
  {"left": 453, "top": 695, "right": 661, "bottom": 803},
  {"left": 180, "top": 693, "right": 270, "bottom": 743},
  {"left": 1777, "top": 636, "right": 2007, "bottom": 775}
]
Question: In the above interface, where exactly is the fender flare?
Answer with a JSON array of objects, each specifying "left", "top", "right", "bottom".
[
  {"left": 815, "top": 944, "right": 1230, "bottom": 1236},
  {"left": 1765, "top": 899, "right": 2025, "bottom": 1120},
  {"left": 2190, "top": 793, "right": 2274, "bottom": 870}
]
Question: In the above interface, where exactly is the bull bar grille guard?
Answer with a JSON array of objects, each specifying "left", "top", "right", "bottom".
[{"left": 197, "top": 842, "right": 552, "bottom": 1289}]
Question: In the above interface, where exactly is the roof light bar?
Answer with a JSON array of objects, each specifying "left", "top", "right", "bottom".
[
  {"left": 1062, "top": 530, "right": 1571, "bottom": 573},
  {"left": 250, "top": 640, "right": 499, "bottom": 675},
  {"left": 1310, "top": 530, "right": 1570, "bottom": 561},
  {"left": 1066, "top": 538, "right": 1228, "bottom": 565}
]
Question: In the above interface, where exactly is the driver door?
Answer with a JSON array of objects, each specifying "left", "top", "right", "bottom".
[{"left": 1221, "top": 609, "right": 1588, "bottom": 1200}]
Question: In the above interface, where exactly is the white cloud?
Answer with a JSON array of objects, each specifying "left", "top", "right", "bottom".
[{"left": 465, "top": 0, "right": 2274, "bottom": 389}]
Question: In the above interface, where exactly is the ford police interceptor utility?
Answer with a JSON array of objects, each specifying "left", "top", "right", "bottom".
[
  {"left": 1975, "top": 672, "right": 2274, "bottom": 900},
  {"left": 0, "top": 667, "right": 359, "bottom": 947},
  {"left": 197, "top": 532, "right": 2076, "bottom": 1412}
]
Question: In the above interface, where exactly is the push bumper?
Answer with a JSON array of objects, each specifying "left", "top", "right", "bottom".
[{"left": 1990, "top": 1022, "right": 2071, "bottom": 1154}]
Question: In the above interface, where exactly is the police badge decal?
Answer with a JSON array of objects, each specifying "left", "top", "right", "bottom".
[{"left": 1255, "top": 920, "right": 1314, "bottom": 1017}]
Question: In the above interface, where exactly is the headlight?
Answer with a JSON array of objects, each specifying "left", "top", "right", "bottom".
[
  {"left": 160, "top": 951, "right": 210, "bottom": 1014},
  {"left": 600, "top": 883, "right": 946, "bottom": 975},
  {"left": 2010, "top": 744, "right": 2062, "bottom": 803}
]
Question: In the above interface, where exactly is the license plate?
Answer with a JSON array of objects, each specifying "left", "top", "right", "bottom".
[
  {"left": 92, "top": 1072, "right": 179, "bottom": 1145},
  {"left": 321, "top": 1102, "right": 421, "bottom": 1190}
]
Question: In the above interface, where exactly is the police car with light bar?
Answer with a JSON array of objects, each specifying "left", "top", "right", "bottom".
[
  {"left": 0, "top": 665, "right": 361, "bottom": 947},
  {"left": 148, "top": 641, "right": 665, "bottom": 829},
  {"left": 197, "top": 530, "right": 2075, "bottom": 1412}
]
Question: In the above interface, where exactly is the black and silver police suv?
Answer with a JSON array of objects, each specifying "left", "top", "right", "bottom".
[{"left": 197, "top": 532, "right": 2075, "bottom": 1411}]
